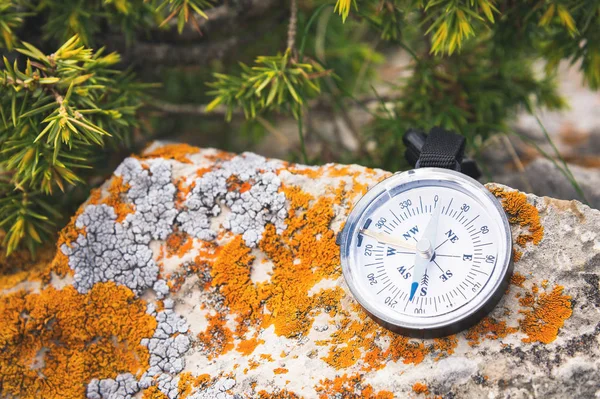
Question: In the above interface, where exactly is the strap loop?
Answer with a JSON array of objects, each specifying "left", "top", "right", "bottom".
[
  {"left": 402, "top": 127, "right": 481, "bottom": 179},
  {"left": 416, "top": 127, "right": 465, "bottom": 171}
]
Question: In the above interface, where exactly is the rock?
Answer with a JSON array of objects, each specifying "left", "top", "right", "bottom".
[
  {"left": 482, "top": 62, "right": 600, "bottom": 208},
  {"left": 491, "top": 158, "right": 600, "bottom": 210},
  {"left": 1, "top": 142, "right": 599, "bottom": 399}
]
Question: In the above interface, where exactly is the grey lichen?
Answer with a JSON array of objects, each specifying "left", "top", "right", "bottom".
[
  {"left": 139, "top": 298, "right": 191, "bottom": 399},
  {"left": 62, "top": 204, "right": 159, "bottom": 294},
  {"left": 116, "top": 158, "right": 178, "bottom": 241},
  {"left": 177, "top": 153, "right": 287, "bottom": 247},
  {"left": 61, "top": 158, "right": 177, "bottom": 295},
  {"left": 87, "top": 373, "right": 139, "bottom": 399}
]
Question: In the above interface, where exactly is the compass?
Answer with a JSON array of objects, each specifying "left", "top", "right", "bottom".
[{"left": 338, "top": 129, "right": 513, "bottom": 338}]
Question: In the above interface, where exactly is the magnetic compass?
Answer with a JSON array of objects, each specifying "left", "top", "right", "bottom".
[{"left": 338, "top": 128, "right": 513, "bottom": 338}]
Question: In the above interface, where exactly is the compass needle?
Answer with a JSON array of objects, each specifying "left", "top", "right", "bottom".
[
  {"left": 409, "top": 200, "right": 442, "bottom": 301},
  {"left": 360, "top": 229, "right": 417, "bottom": 251}
]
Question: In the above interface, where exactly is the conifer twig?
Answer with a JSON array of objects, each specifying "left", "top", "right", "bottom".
[{"left": 287, "top": 0, "right": 298, "bottom": 51}]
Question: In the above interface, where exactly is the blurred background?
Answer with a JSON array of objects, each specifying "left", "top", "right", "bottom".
[{"left": 0, "top": 0, "right": 599, "bottom": 256}]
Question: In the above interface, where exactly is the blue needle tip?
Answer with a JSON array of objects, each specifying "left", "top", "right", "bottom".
[{"left": 409, "top": 282, "right": 418, "bottom": 301}]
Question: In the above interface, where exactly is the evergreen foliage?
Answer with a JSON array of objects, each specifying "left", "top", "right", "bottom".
[{"left": 0, "top": 0, "right": 598, "bottom": 256}]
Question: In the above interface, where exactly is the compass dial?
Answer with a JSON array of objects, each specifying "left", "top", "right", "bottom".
[{"left": 339, "top": 168, "right": 513, "bottom": 338}]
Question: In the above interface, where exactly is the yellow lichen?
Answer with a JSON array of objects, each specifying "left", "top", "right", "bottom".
[
  {"left": 432, "top": 336, "right": 458, "bottom": 360},
  {"left": 412, "top": 382, "right": 429, "bottom": 395},
  {"left": 102, "top": 175, "right": 135, "bottom": 223},
  {"left": 489, "top": 187, "right": 544, "bottom": 247},
  {"left": 142, "top": 386, "right": 169, "bottom": 399},
  {"left": 519, "top": 285, "right": 572, "bottom": 344},
  {"left": 197, "top": 313, "right": 235, "bottom": 360},
  {"left": 510, "top": 272, "right": 526, "bottom": 287},
  {"left": 316, "top": 374, "right": 394, "bottom": 398},
  {"left": 257, "top": 389, "right": 301, "bottom": 398},
  {"left": 236, "top": 337, "right": 264, "bottom": 356},
  {"left": 165, "top": 231, "right": 194, "bottom": 258},
  {"left": 465, "top": 317, "right": 518, "bottom": 347},
  {"left": 0, "top": 282, "right": 156, "bottom": 399},
  {"left": 143, "top": 143, "right": 200, "bottom": 164},
  {"left": 513, "top": 249, "right": 523, "bottom": 262},
  {"left": 177, "top": 372, "right": 200, "bottom": 399},
  {"left": 273, "top": 367, "right": 288, "bottom": 374}
]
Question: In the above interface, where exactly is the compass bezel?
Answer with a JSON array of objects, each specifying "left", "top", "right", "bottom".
[{"left": 339, "top": 168, "right": 513, "bottom": 338}]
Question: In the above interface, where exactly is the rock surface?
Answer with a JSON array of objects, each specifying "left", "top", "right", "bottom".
[{"left": 1, "top": 143, "right": 599, "bottom": 399}]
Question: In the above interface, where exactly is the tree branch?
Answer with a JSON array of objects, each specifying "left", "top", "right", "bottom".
[{"left": 287, "top": 0, "right": 298, "bottom": 51}]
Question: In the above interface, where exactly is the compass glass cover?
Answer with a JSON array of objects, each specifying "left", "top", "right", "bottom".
[{"left": 340, "top": 168, "right": 512, "bottom": 332}]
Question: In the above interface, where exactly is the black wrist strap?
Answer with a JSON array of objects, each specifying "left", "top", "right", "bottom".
[
  {"left": 417, "top": 127, "right": 465, "bottom": 170},
  {"left": 403, "top": 127, "right": 481, "bottom": 179}
]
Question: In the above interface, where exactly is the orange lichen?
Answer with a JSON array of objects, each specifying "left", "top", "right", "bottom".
[
  {"left": 489, "top": 187, "right": 544, "bottom": 247},
  {"left": 236, "top": 337, "right": 264, "bottom": 356},
  {"left": 102, "top": 175, "right": 134, "bottom": 223},
  {"left": 143, "top": 143, "right": 200, "bottom": 164},
  {"left": 260, "top": 353, "right": 275, "bottom": 362},
  {"left": 259, "top": 190, "right": 343, "bottom": 338},
  {"left": 209, "top": 235, "right": 260, "bottom": 320},
  {"left": 273, "top": 367, "right": 288, "bottom": 374},
  {"left": 316, "top": 374, "right": 394, "bottom": 399},
  {"left": 519, "top": 285, "right": 572, "bottom": 344},
  {"left": 510, "top": 272, "right": 526, "bottom": 287},
  {"left": 177, "top": 372, "right": 196, "bottom": 399},
  {"left": 513, "top": 249, "right": 522, "bottom": 262},
  {"left": 166, "top": 231, "right": 194, "bottom": 258},
  {"left": 0, "top": 282, "right": 156, "bottom": 399},
  {"left": 142, "top": 386, "right": 169, "bottom": 399},
  {"left": 257, "top": 389, "right": 301, "bottom": 398},
  {"left": 322, "top": 345, "right": 362, "bottom": 369},
  {"left": 465, "top": 317, "right": 518, "bottom": 347},
  {"left": 412, "top": 382, "right": 429, "bottom": 395},
  {"left": 197, "top": 313, "right": 234, "bottom": 359},
  {"left": 518, "top": 292, "right": 535, "bottom": 307},
  {"left": 175, "top": 177, "right": 196, "bottom": 208},
  {"left": 432, "top": 336, "right": 458, "bottom": 360}
]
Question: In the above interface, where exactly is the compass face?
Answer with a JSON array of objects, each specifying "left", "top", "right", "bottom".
[{"left": 339, "top": 168, "right": 513, "bottom": 337}]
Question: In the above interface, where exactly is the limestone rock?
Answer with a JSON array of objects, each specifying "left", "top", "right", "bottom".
[{"left": 1, "top": 142, "right": 599, "bottom": 399}]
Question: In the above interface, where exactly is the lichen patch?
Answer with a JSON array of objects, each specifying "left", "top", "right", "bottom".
[
  {"left": 519, "top": 285, "right": 572, "bottom": 344},
  {"left": 0, "top": 282, "right": 156, "bottom": 399}
]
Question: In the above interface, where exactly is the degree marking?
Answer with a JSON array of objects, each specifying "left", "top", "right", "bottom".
[
  {"left": 364, "top": 262, "right": 383, "bottom": 267},
  {"left": 445, "top": 198, "right": 454, "bottom": 215},
  {"left": 466, "top": 214, "right": 480, "bottom": 227},
  {"left": 389, "top": 209, "right": 402, "bottom": 223},
  {"left": 472, "top": 268, "right": 489, "bottom": 276},
  {"left": 377, "top": 282, "right": 392, "bottom": 295}
]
